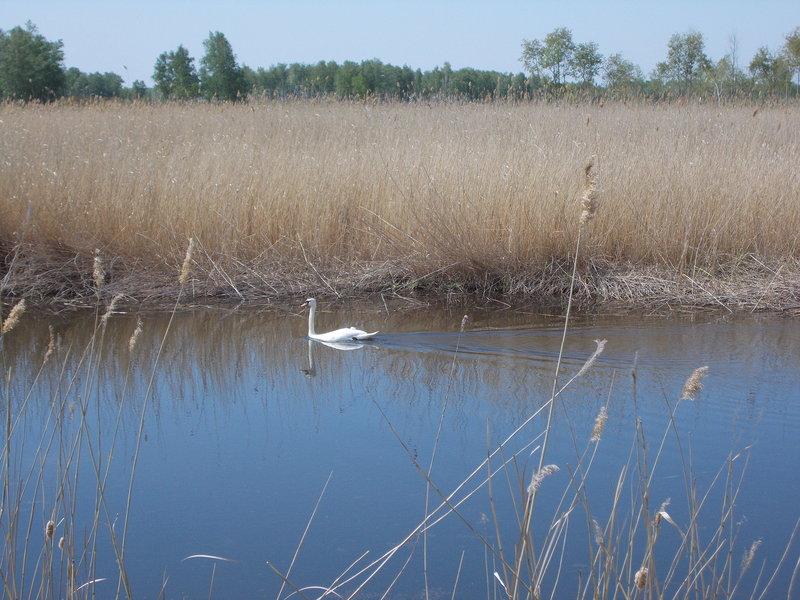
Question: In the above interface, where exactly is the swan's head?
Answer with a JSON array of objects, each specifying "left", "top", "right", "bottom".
[{"left": 300, "top": 298, "right": 316, "bottom": 309}]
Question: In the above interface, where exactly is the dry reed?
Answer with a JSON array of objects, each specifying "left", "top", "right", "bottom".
[
  {"left": 1, "top": 100, "right": 799, "bottom": 308},
  {"left": 1, "top": 298, "right": 25, "bottom": 334},
  {"left": 681, "top": 365, "right": 709, "bottom": 400},
  {"left": 127, "top": 317, "right": 143, "bottom": 352},
  {"left": 589, "top": 405, "right": 608, "bottom": 442},
  {"left": 527, "top": 464, "right": 559, "bottom": 495}
]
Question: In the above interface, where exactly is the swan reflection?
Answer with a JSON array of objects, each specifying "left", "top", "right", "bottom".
[{"left": 301, "top": 338, "right": 369, "bottom": 378}]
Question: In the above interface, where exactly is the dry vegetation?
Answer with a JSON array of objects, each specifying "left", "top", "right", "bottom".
[{"left": 1, "top": 100, "right": 799, "bottom": 309}]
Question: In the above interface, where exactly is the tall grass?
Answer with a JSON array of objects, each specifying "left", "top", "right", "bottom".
[
  {"left": 1, "top": 100, "right": 799, "bottom": 306},
  {"left": 0, "top": 239, "right": 194, "bottom": 600}
]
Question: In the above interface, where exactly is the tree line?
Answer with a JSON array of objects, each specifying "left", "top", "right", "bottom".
[{"left": 1, "top": 21, "right": 799, "bottom": 103}]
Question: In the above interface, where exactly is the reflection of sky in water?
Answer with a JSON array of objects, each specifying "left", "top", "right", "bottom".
[{"left": 3, "top": 305, "right": 798, "bottom": 598}]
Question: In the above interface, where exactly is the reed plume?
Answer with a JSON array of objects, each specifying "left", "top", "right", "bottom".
[
  {"left": 681, "top": 366, "right": 709, "bottom": 400},
  {"left": 579, "top": 157, "right": 598, "bottom": 226},
  {"left": 634, "top": 566, "right": 648, "bottom": 590},
  {"left": 577, "top": 338, "right": 607, "bottom": 379},
  {"left": 527, "top": 464, "right": 559, "bottom": 495},
  {"left": 179, "top": 238, "right": 195, "bottom": 286},
  {"left": 1, "top": 298, "right": 26, "bottom": 334},
  {"left": 43, "top": 325, "right": 55, "bottom": 363},
  {"left": 93, "top": 248, "right": 105, "bottom": 294},
  {"left": 741, "top": 539, "right": 762, "bottom": 573},
  {"left": 128, "top": 317, "right": 143, "bottom": 352},
  {"left": 590, "top": 405, "right": 608, "bottom": 442},
  {"left": 101, "top": 293, "right": 123, "bottom": 328}
]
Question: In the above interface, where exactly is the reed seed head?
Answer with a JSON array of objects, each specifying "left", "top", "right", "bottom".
[
  {"left": 634, "top": 566, "right": 648, "bottom": 590},
  {"left": 460, "top": 314, "right": 469, "bottom": 332},
  {"left": 44, "top": 325, "right": 55, "bottom": 363},
  {"left": 93, "top": 249, "right": 105, "bottom": 293},
  {"left": 101, "top": 293, "right": 123, "bottom": 328},
  {"left": 579, "top": 157, "right": 598, "bottom": 226},
  {"left": 741, "top": 539, "right": 762, "bottom": 573},
  {"left": 527, "top": 464, "right": 559, "bottom": 495},
  {"left": 179, "top": 237, "right": 195, "bottom": 286},
  {"left": 58, "top": 536, "right": 65, "bottom": 550},
  {"left": 590, "top": 405, "right": 608, "bottom": 442},
  {"left": 577, "top": 338, "right": 607, "bottom": 379},
  {"left": 655, "top": 498, "right": 673, "bottom": 528},
  {"left": 2, "top": 298, "right": 26, "bottom": 335},
  {"left": 128, "top": 317, "right": 143, "bottom": 353},
  {"left": 45, "top": 520, "right": 55, "bottom": 540},
  {"left": 592, "top": 518, "right": 604, "bottom": 546},
  {"left": 681, "top": 366, "right": 709, "bottom": 400}
]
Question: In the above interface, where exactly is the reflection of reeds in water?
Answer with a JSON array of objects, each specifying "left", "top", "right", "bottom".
[
  {"left": 0, "top": 254, "right": 207, "bottom": 600},
  {"left": 2, "top": 305, "right": 132, "bottom": 598}
]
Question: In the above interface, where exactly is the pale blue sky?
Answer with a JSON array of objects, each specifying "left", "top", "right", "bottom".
[{"left": 2, "top": 1, "right": 798, "bottom": 85}]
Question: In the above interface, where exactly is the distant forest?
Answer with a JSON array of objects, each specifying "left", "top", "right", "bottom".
[{"left": 1, "top": 22, "right": 799, "bottom": 102}]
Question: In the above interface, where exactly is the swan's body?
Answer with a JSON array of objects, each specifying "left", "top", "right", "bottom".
[{"left": 301, "top": 298, "right": 378, "bottom": 343}]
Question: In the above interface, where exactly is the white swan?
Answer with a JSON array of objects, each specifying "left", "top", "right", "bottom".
[{"left": 301, "top": 298, "right": 378, "bottom": 342}]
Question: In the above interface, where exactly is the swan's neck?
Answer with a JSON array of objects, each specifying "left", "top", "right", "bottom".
[{"left": 307, "top": 304, "right": 317, "bottom": 337}]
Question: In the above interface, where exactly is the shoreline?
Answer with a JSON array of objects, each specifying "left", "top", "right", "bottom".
[{"left": 2, "top": 247, "right": 798, "bottom": 314}]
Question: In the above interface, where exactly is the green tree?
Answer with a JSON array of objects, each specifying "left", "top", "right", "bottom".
[
  {"left": 65, "top": 68, "right": 123, "bottom": 98},
  {"left": 572, "top": 41, "right": 603, "bottom": 86},
  {"left": 655, "top": 31, "right": 711, "bottom": 95},
  {"left": 308, "top": 60, "right": 337, "bottom": 96},
  {"left": 130, "top": 80, "right": 148, "bottom": 99},
  {"left": 334, "top": 60, "right": 357, "bottom": 97},
  {"left": 153, "top": 44, "right": 199, "bottom": 99},
  {"left": 0, "top": 22, "right": 65, "bottom": 101},
  {"left": 603, "top": 53, "right": 643, "bottom": 95},
  {"left": 65, "top": 66, "right": 89, "bottom": 97},
  {"left": 749, "top": 46, "right": 792, "bottom": 95},
  {"left": 199, "top": 31, "right": 246, "bottom": 101},
  {"left": 703, "top": 54, "right": 748, "bottom": 99},
  {"left": 521, "top": 27, "right": 575, "bottom": 85},
  {"left": 784, "top": 27, "right": 800, "bottom": 87},
  {"left": 87, "top": 72, "right": 123, "bottom": 97}
]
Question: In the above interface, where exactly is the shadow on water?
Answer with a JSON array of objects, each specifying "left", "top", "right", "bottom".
[{"left": 1, "top": 303, "right": 799, "bottom": 599}]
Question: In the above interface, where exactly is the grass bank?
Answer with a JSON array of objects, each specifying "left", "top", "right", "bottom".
[{"left": 1, "top": 100, "right": 799, "bottom": 310}]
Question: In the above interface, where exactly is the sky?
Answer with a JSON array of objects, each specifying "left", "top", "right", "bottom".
[{"left": 2, "top": 1, "right": 798, "bottom": 86}]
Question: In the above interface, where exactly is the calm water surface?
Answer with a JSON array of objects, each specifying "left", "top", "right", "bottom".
[{"left": 2, "top": 302, "right": 799, "bottom": 599}]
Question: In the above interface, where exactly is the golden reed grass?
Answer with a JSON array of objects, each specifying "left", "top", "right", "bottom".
[
  {"left": 681, "top": 365, "right": 709, "bottom": 400},
  {"left": 1, "top": 100, "right": 798, "bottom": 305},
  {"left": 1, "top": 298, "right": 25, "bottom": 333}
]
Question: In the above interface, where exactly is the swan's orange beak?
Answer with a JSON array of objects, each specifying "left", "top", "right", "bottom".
[{"left": 300, "top": 300, "right": 309, "bottom": 308}]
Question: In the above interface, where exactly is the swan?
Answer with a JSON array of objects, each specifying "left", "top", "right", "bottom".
[{"left": 300, "top": 298, "right": 378, "bottom": 343}]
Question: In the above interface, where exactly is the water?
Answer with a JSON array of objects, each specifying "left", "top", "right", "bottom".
[{"left": 1, "top": 302, "right": 799, "bottom": 599}]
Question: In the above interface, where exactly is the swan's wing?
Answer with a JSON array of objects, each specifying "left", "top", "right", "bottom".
[
  {"left": 352, "top": 331, "right": 379, "bottom": 340},
  {"left": 313, "top": 328, "right": 363, "bottom": 342},
  {"left": 312, "top": 328, "right": 378, "bottom": 342}
]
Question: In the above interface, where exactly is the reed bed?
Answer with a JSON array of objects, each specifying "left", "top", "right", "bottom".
[{"left": 1, "top": 100, "right": 799, "bottom": 309}]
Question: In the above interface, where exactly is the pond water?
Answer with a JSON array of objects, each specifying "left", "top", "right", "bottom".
[{"left": 1, "top": 301, "right": 799, "bottom": 599}]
